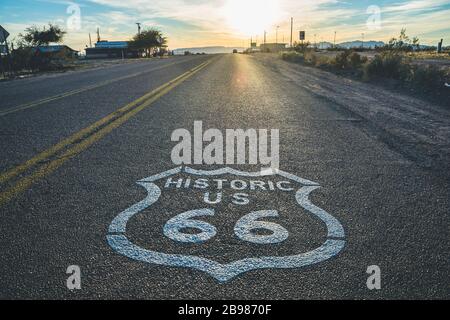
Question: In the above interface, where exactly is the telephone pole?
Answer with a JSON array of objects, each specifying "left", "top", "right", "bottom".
[
  {"left": 334, "top": 31, "right": 337, "bottom": 48},
  {"left": 136, "top": 23, "right": 142, "bottom": 38},
  {"left": 276, "top": 25, "right": 280, "bottom": 44},
  {"left": 290, "top": 17, "right": 293, "bottom": 47}
]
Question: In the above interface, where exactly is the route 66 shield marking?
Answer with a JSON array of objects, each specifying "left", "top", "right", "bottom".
[{"left": 107, "top": 167, "right": 346, "bottom": 282}]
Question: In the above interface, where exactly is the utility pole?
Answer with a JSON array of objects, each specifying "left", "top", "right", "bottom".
[
  {"left": 314, "top": 34, "right": 317, "bottom": 49},
  {"left": 276, "top": 26, "right": 280, "bottom": 44},
  {"left": 361, "top": 33, "right": 365, "bottom": 49},
  {"left": 89, "top": 33, "right": 92, "bottom": 48},
  {"left": 290, "top": 17, "right": 293, "bottom": 47},
  {"left": 437, "top": 39, "right": 443, "bottom": 53},
  {"left": 264, "top": 31, "right": 267, "bottom": 45},
  {"left": 136, "top": 23, "right": 142, "bottom": 57},
  {"left": 334, "top": 31, "right": 337, "bottom": 48},
  {"left": 96, "top": 28, "right": 100, "bottom": 43},
  {"left": 136, "top": 23, "right": 142, "bottom": 38}
]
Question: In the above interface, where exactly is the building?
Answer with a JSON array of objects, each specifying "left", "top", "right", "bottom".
[
  {"left": 260, "top": 43, "right": 287, "bottom": 52},
  {"left": 31, "top": 45, "right": 79, "bottom": 58},
  {"left": 85, "top": 41, "right": 139, "bottom": 59},
  {"left": 0, "top": 44, "right": 7, "bottom": 55}
]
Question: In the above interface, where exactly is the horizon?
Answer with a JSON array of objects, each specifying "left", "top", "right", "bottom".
[{"left": 1, "top": 0, "right": 449, "bottom": 52}]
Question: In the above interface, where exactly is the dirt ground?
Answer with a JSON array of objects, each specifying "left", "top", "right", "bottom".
[
  {"left": 313, "top": 50, "right": 450, "bottom": 69},
  {"left": 254, "top": 52, "right": 450, "bottom": 170}
]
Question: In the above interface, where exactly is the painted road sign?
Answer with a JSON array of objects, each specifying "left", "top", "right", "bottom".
[
  {"left": 299, "top": 31, "right": 306, "bottom": 41},
  {"left": 0, "top": 25, "right": 10, "bottom": 44},
  {"left": 107, "top": 167, "right": 346, "bottom": 282}
]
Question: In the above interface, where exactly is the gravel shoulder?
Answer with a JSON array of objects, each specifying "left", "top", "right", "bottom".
[{"left": 254, "top": 53, "right": 450, "bottom": 171}]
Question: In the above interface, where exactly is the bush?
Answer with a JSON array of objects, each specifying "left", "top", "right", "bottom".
[
  {"left": 280, "top": 51, "right": 304, "bottom": 63},
  {"left": 410, "top": 65, "right": 449, "bottom": 94},
  {"left": 330, "top": 51, "right": 368, "bottom": 70},
  {"left": 305, "top": 51, "right": 317, "bottom": 65},
  {"left": 332, "top": 50, "right": 352, "bottom": 69},
  {"left": 349, "top": 52, "right": 368, "bottom": 68},
  {"left": 9, "top": 47, "right": 34, "bottom": 72},
  {"left": 293, "top": 41, "right": 311, "bottom": 53},
  {"left": 363, "top": 52, "right": 411, "bottom": 81}
]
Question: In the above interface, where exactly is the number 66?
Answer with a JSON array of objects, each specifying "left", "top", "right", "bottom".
[{"left": 163, "top": 209, "right": 289, "bottom": 245}]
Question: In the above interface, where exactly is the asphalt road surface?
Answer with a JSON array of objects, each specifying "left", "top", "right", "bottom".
[{"left": 0, "top": 54, "right": 448, "bottom": 299}]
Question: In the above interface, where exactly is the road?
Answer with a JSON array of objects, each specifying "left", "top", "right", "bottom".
[{"left": 0, "top": 54, "right": 448, "bottom": 299}]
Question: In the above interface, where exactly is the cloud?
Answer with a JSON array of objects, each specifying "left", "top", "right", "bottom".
[
  {"left": 3, "top": 0, "right": 449, "bottom": 50},
  {"left": 383, "top": 0, "right": 449, "bottom": 13}
]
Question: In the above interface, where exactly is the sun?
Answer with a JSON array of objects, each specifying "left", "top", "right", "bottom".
[{"left": 223, "top": 0, "right": 281, "bottom": 36}]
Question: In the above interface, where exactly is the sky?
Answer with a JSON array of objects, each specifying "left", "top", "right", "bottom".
[{"left": 1, "top": 0, "right": 449, "bottom": 51}]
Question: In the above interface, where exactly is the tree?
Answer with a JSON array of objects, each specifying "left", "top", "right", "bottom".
[
  {"left": 129, "top": 28, "right": 167, "bottom": 57},
  {"left": 20, "top": 24, "right": 66, "bottom": 47},
  {"left": 293, "top": 41, "right": 311, "bottom": 53},
  {"left": 386, "top": 29, "right": 419, "bottom": 52}
]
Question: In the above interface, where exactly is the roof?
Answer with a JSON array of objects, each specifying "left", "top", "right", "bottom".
[
  {"left": 260, "top": 43, "right": 287, "bottom": 46},
  {"left": 95, "top": 41, "right": 129, "bottom": 49},
  {"left": 34, "top": 45, "right": 78, "bottom": 53}
]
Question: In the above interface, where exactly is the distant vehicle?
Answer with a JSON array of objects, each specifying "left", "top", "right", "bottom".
[{"left": 233, "top": 49, "right": 238, "bottom": 54}]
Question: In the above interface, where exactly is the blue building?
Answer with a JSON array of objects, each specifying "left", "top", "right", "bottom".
[{"left": 85, "top": 41, "right": 138, "bottom": 59}]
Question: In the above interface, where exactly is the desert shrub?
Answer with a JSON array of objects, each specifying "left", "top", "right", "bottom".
[
  {"left": 410, "top": 65, "right": 449, "bottom": 94},
  {"left": 380, "top": 29, "right": 420, "bottom": 53},
  {"left": 332, "top": 50, "right": 352, "bottom": 69},
  {"left": 310, "top": 54, "right": 332, "bottom": 68},
  {"left": 349, "top": 52, "right": 368, "bottom": 68},
  {"left": 364, "top": 52, "right": 411, "bottom": 81},
  {"left": 331, "top": 50, "right": 368, "bottom": 70},
  {"left": 6, "top": 47, "right": 69, "bottom": 74},
  {"left": 293, "top": 41, "right": 311, "bottom": 53},
  {"left": 303, "top": 51, "right": 316, "bottom": 64},
  {"left": 9, "top": 47, "right": 34, "bottom": 71},
  {"left": 280, "top": 51, "right": 304, "bottom": 63}
]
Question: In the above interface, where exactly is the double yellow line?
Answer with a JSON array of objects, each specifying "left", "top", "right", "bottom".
[
  {"left": 0, "top": 58, "right": 213, "bottom": 206},
  {"left": 0, "top": 58, "right": 198, "bottom": 117}
]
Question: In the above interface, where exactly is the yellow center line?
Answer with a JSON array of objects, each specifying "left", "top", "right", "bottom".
[
  {"left": 0, "top": 57, "right": 199, "bottom": 117},
  {"left": 0, "top": 58, "right": 210, "bottom": 185},
  {"left": 0, "top": 58, "right": 214, "bottom": 206}
]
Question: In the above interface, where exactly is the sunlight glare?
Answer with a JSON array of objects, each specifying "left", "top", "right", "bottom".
[{"left": 223, "top": 0, "right": 281, "bottom": 36}]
